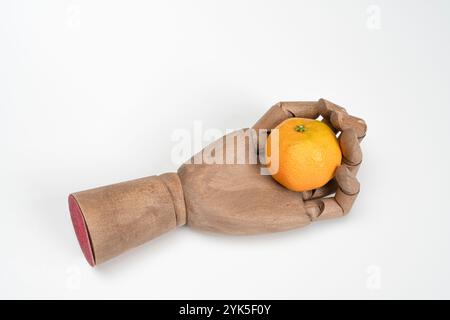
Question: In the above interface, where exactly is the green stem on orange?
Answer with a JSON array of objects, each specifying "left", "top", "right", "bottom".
[{"left": 295, "top": 124, "right": 306, "bottom": 133}]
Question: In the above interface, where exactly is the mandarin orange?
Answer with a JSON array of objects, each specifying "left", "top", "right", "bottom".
[{"left": 265, "top": 118, "right": 342, "bottom": 192}]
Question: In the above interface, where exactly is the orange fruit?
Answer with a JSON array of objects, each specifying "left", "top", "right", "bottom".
[{"left": 265, "top": 118, "right": 342, "bottom": 192}]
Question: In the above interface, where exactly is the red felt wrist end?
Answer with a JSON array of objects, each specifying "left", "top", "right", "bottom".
[{"left": 68, "top": 194, "right": 95, "bottom": 267}]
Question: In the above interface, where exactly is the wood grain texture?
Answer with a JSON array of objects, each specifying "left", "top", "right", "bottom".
[{"left": 71, "top": 173, "right": 185, "bottom": 265}]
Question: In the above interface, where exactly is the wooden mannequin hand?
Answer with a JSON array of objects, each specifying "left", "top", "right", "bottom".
[
  {"left": 69, "top": 99, "right": 367, "bottom": 265},
  {"left": 178, "top": 99, "right": 367, "bottom": 234}
]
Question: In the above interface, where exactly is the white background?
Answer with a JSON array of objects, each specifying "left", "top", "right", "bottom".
[{"left": 1, "top": 0, "right": 450, "bottom": 299}]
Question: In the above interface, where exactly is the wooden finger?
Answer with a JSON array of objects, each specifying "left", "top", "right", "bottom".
[
  {"left": 330, "top": 111, "right": 367, "bottom": 140},
  {"left": 252, "top": 101, "right": 320, "bottom": 130}
]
